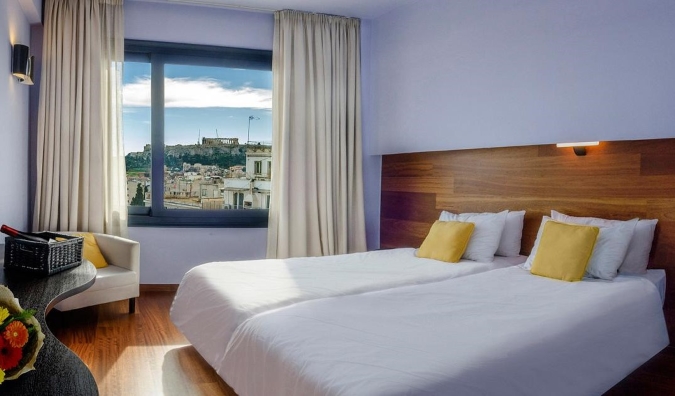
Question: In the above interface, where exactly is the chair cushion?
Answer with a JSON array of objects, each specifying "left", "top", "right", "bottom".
[
  {"left": 89, "top": 264, "right": 137, "bottom": 291},
  {"left": 74, "top": 232, "right": 109, "bottom": 269}
]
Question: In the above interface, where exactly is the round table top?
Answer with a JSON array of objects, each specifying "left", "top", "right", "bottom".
[{"left": 0, "top": 261, "right": 98, "bottom": 395}]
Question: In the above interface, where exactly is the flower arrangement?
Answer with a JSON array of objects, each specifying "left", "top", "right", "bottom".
[{"left": 0, "top": 285, "right": 44, "bottom": 384}]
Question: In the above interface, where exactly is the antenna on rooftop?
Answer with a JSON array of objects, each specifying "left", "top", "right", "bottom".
[
  {"left": 198, "top": 129, "right": 201, "bottom": 145},
  {"left": 247, "top": 115, "right": 260, "bottom": 144}
]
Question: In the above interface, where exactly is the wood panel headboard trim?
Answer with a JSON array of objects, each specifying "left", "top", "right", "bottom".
[{"left": 380, "top": 139, "right": 675, "bottom": 320}]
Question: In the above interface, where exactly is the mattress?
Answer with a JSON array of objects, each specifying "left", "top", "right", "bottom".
[
  {"left": 222, "top": 266, "right": 669, "bottom": 396},
  {"left": 170, "top": 248, "right": 525, "bottom": 369},
  {"left": 642, "top": 269, "right": 666, "bottom": 305}
]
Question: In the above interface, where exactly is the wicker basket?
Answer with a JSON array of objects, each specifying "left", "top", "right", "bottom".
[{"left": 3, "top": 232, "right": 84, "bottom": 276}]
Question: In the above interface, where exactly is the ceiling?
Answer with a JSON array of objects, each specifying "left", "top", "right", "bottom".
[{"left": 131, "top": 0, "right": 411, "bottom": 19}]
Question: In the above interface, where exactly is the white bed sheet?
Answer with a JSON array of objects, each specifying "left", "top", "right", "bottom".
[
  {"left": 170, "top": 248, "right": 525, "bottom": 369},
  {"left": 222, "top": 266, "right": 669, "bottom": 396}
]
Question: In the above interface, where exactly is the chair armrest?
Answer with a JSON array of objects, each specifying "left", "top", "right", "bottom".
[{"left": 93, "top": 233, "right": 140, "bottom": 278}]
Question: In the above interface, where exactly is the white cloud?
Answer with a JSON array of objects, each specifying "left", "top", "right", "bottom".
[{"left": 123, "top": 77, "right": 272, "bottom": 109}]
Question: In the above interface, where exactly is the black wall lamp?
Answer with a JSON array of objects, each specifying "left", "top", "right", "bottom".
[
  {"left": 12, "top": 44, "right": 34, "bottom": 85},
  {"left": 556, "top": 141, "right": 599, "bottom": 156}
]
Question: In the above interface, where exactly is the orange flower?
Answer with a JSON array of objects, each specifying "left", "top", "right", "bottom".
[
  {"left": 3, "top": 321, "right": 29, "bottom": 348},
  {"left": 0, "top": 336, "right": 22, "bottom": 370}
]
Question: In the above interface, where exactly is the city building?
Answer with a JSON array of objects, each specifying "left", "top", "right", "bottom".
[
  {"left": 221, "top": 142, "right": 271, "bottom": 210},
  {"left": 129, "top": 140, "right": 274, "bottom": 210}
]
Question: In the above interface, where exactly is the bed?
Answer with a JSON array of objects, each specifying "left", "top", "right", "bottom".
[
  {"left": 213, "top": 208, "right": 669, "bottom": 395},
  {"left": 171, "top": 200, "right": 671, "bottom": 395},
  {"left": 221, "top": 265, "right": 669, "bottom": 396},
  {"left": 170, "top": 248, "right": 526, "bottom": 371}
]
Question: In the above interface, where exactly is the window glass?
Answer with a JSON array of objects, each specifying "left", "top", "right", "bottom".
[
  {"left": 123, "top": 61, "right": 152, "bottom": 209},
  {"left": 162, "top": 64, "right": 272, "bottom": 210},
  {"left": 123, "top": 41, "right": 272, "bottom": 227}
]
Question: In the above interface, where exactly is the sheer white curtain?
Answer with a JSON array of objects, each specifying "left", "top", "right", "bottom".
[
  {"left": 34, "top": 0, "right": 127, "bottom": 236},
  {"left": 267, "top": 10, "right": 367, "bottom": 259}
]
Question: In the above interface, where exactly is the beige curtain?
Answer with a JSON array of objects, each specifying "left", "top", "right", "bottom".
[
  {"left": 34, "top": 0, "right": 127, "bottom": 236},
  {"left": 267, "top": 10, "right": 367, "bottom": 259}
]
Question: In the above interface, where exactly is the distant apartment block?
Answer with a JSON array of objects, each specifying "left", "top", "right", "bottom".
[{"left": 222, "top": 142, "right": 271, "bottom": 209}]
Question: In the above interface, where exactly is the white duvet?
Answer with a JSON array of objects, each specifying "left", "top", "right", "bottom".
[
  {"left": 222, "top": 266, "right": 669, "bottom": 396},
  {"left": 170, "top": 248, "right": 524, "bottom": 369}
]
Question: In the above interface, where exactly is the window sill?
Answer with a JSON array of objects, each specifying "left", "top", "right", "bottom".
[{"left": 128, "top": 211, "right": 269, "bottom": 228}]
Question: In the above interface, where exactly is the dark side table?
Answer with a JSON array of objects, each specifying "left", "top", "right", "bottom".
[{"left": 0, "top": 258, "right": 98, "bottom": 395}]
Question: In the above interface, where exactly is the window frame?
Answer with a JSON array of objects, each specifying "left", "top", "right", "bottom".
[{"left": 124, "top": 40, "right": 272, "bottom": 227}]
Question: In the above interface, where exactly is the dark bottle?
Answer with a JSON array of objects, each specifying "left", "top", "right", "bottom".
[{"left": 0, "top": 225, "right": 48, "bottom": 243}]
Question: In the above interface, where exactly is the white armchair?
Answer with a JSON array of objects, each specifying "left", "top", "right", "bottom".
[{"left": 54, "top": 233, "right": 140, "bottom": 313}]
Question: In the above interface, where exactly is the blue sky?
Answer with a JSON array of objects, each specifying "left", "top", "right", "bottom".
[{"left": 123, "top": 62, "right": 273, "bottom": 154}]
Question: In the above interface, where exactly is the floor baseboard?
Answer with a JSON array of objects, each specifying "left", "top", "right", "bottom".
[{"left": 140, "top": 284, "right": 179, "bottom": 292}]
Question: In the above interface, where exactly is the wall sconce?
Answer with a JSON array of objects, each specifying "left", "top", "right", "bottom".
[
  {"left": 12, "top": 44, "right": 34, "bottom": 85},
  {"left": 556, "top": 141, "right": 599, "bottom": 156}
]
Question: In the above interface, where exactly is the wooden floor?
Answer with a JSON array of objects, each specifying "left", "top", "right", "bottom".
[
  {"left": 47, "top": 291, "right": 237, "bottom": 396},
  {"left": 47, "top": 291, "right": 675, "bottom": 396}
]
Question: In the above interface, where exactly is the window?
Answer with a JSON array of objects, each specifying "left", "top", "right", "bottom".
[
  {"left": 233, "top": 192, "right": 245, "bottom": 209},
  {"left": 123, "top": 41, "right": 272, "bottom": 227}
]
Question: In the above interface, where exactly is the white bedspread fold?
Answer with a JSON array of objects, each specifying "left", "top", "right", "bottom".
[
  {"left": 170, "top": 248, "right": 524, "bottom": 369},
  {"left": 222, "top": 266, "right": 669, "bottom": 396}
]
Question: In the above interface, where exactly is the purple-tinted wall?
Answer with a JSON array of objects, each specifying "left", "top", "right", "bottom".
[
  {"left": 0, "top": 0, "right": 31, "bottom": 231},
  {"left": 370, "top": 0, "right": 675, "bottom": 155},
  {"left": 360, "top": 19, "right": 381, "bottom": 250},
  {"left": 125, "top": 1, "right": 274, "bottom": 49},
  {"left": 28, "top": 23, "right": 43, "bottom": 228}
]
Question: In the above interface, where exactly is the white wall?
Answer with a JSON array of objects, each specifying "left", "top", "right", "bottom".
[
  {"left": 360, "top": 19, "right": 381, "bottom": 250},
  {"left": 0, "top": 0, "right": 31, "bottom": 231},
  {"left": 129, "top": 227, "right": 267, "bottom": 284},
  {"left": 16, "top": 0, "right": 41, "bottom": 24},
  {"left": 370, "top": 0, "right": 675, "bottom": 155},
  {"left": 125, "top": 1, "right": 274, "bottom": 283},
  {"left": 125, "top": 1, "right": 274, "bottom": 49}
]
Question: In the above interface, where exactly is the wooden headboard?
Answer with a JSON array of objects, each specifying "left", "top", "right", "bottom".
[{"left": 380, "top": 138, "right": 675, "bottom": 315}]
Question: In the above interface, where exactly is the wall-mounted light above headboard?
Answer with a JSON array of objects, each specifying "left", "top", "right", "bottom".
[{"left": 556, "top": 141, "right": 600, "bottom": 156}]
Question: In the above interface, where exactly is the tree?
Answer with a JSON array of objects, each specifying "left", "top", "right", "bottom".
[{"left": 131, "top": 183, "right": 145, "bottom": 206}]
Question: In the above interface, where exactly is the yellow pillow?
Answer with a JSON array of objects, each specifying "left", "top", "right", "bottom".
[
  {"left": 416, "top": 221, "right": 475, "bottom": 263},
  {"left": 530, "top": 221, "right": 599, "bottom": 282},
  {"left": 75, "top": 233, "right": 109, "bottom": 269}
]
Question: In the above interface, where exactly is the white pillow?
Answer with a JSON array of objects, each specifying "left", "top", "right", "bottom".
[
  {"left": 551, "top": 210, "right": 657, "bottom": 274},
  {"left": 524, "top": 216, "right": 639, "bottom": 280},
  {"left": 584, "top": 219, "right": 638, "bottom": 279},
  {"left": 439, "top": 210, "right": 523, "bottom": 257},
  {"left": 522, "top": 216, "right": 550, "bottom": 270},
  {"left": 620, "top": 220, "right": 658, "bottom": 274},
  {"left": 439, "top": 210, "right": 508, "bottom": 262},
  {"left": 496, "top": 210, "right": 525, "bottom": 257}
]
